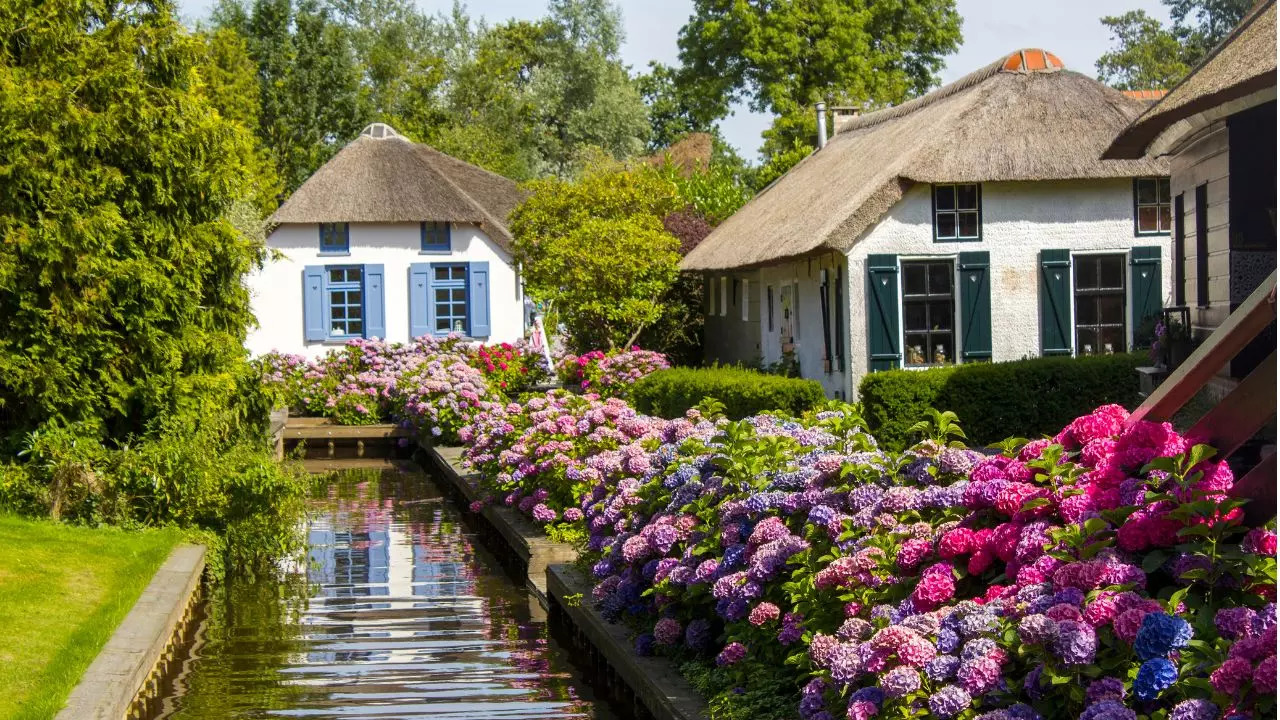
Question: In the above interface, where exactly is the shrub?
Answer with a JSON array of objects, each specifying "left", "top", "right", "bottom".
[
  {"left": 557, "top": 348, "right": 671, "bottom": 397},
  {"left": 859, "top": 353, "right": 1144, "bottom": 449},
  {"left": 630, "top": 366, "right": 825, "bottom": 419}
]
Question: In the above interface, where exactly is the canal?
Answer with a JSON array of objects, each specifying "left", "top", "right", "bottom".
[{"left": 155, "top": 464, "right": 616, "bottom": 719}]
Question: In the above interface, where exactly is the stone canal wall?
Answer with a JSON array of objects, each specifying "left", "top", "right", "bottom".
[
  {"left": 57, "top": 544, "right": 206, "bottom": 720},
  {"left": 420, "top": 442, "right": 710, "bottom": 720}
]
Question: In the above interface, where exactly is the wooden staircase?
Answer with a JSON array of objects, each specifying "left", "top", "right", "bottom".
[{"left": 1127, "top": 271, "right": 1277, "bottom": 523}]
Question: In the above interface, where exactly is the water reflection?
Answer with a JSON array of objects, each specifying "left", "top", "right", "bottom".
[{"left": 160, "top": 466, "right": 610, "bottom": 719}]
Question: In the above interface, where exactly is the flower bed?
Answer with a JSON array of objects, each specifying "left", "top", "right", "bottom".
[
  {"left": 457, "top": 392, "right": 1277, "bottom": 720},
  {"left": 557, "top": 348, "right": 672, "bottom": 397}
]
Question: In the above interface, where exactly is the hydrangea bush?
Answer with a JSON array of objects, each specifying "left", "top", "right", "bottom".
[
  {"left": 459, "top": 394, "right": 1277, "bottom": 720},
  {"left": 556, "top": 348, "right": 671, "bottom": 397}
]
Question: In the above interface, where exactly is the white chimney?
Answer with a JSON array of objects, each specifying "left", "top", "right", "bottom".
[{"left": 816, "top": 102, "right": 828, "bottom": 149}]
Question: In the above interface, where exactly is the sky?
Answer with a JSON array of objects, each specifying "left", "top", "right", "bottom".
[{"left": 175, "top": 0, "right": 1171, "bottom": 161}]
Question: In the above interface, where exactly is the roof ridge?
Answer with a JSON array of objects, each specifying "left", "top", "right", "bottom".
[
  {"left": 838, "top": 55, "right": 1007, "bottom": 133},
  {"left": 407, "top": 142, "right": 514, "bottom": 242}
]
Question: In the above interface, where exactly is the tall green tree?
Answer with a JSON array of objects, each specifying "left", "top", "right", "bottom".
[
  {"left": 0, "top": 0, "right": 269, "bottom": 445},
  {"left": 677, "top": 0, "right": 963, "bottom": 155},
  {"left": 1097, "top": 0, "right": 1253, "bottom": 90}
]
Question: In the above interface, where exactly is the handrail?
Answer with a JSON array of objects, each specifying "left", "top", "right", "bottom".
[
  {"left": 1129, "top": 270, "right": 1277, "bottom": 424},
  {"left": 1187, "top": 352, "right": 1276, "bottom": 457}
]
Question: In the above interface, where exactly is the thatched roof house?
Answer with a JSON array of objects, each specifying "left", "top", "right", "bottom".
[
  {"left": 1105, "top": 0, "right": 1276, "bottom": 159},
  {"left": 683, "top": 50, "right": 1168, "bottom": 271},
  {"left": 270, "top": 123, "right": 524, "bottom": 249}
]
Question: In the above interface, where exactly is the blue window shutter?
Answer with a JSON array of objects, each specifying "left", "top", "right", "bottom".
[
  {"left": 303, "top": 265, "right": 326, "bottom": 341},
  {"left": 409, "top": 262, "right": 431, "bottom": 339},
  {"left": 958, "top": 251, "right": 992, "bottom": 361},
  {"left": 364, "top": 263, "right": 385, "bottom": 339},
  {"left": 468, "top": 261, "right": 491, "bottom": 337},
  {"left": 866, "top": 254, "right": 901, "bottom": 371}
]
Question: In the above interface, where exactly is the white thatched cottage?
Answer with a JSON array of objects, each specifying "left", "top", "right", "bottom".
[
  {"left": 246, "top": 123, "right": 526, "bottom": 358},
  {"left": 684, "top": 49, "right": 1174, "bottom": 398}
]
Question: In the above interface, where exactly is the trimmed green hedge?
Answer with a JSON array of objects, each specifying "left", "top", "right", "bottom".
[
  {"left": 631, "top": 367, "right": 826, "bottom": 419},
  {"left": 859, "top": 353, "right": 1145, "bottom": 450}
]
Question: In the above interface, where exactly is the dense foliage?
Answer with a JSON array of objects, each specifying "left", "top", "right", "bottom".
[
  {"left": 859, "top": 354, "right": 1145, "bottom": 450},
  {"left": 456, "top": 386, "right": 1278, "bottom": 720},
  {"left": 632, "top": 367, "right": 827, "bottom": 420},
  {"left": 1096, "top": 0, "right": 1253, "bottom": 90}
]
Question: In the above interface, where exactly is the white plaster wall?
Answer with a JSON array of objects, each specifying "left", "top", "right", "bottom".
[
  {"left": 245, "top": 222, "right": 523, "bottom": 359},
  {"left": 758, "top": 254, "right": 851, "bottom": 399},
  {"left": 845, "top": 179, "right": 1175, "bottom": 394}
]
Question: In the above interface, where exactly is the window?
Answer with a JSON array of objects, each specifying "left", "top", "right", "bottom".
[
  {"left": 741, "top": 279, "right": 749, "bottom": 321},
  {"left": 833, "top": 267, "right": 845, "bottom": 371},
  {"left": 719, "top": 276, "right": 728, "bottom": 316},
  {"left": 708, "top": 277, "right": 716, "bottom": 315},
  {"left": 1174, "top": 193, "right": 1186, "bottom": 305},
  {"left": 1134, "top": 177, "right": 1172, "bottom": 234},
  {"left": 1074, "top": 254, "right": 1126, "bottom": 355},
  {"left": 327, "top": 266, "right": 363, "bottom": 338},
  {"left": 933, "top": 184, "right": 981, "bottom": 241},
  {"left": 432, "top": 264, "right": 468, "bottom": 334},
  {"left": 320, "top": 223, "right": 349, "bottom": 253},
  {"left": 421, "top": 221, "right": 450, "bottom": 252},
  {"left": 766, "top": 285, "right": 774, "bottom": 332},
  {"left": 902, "top": 260, "right": 954, "bottom": 366},
  {"left": 1195, "top": 184, "right": 1208, "bottom": 306}
]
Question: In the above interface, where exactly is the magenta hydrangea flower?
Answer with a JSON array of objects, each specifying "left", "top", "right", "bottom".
[
  {"left": 749, "top": 602, "right": 781, "bottom": 626},
  {"left": 716, "top": 641, "right": 747, "bottom": 666}
]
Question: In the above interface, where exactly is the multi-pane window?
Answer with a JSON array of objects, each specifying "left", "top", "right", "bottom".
[
  {"left": 902, "top": 260, "right": 954, "bottom": 366},
  {"left": 432, "top": 264, "right": 468, "bottom": 334},
  {"left": 1074, "top": 254, "right": 1126, "bottom": 355},
  {"left": 1135, "top": 177, "right": 1172, "bottom": 234},
  {"left": 327, "top": 266, "right": 363, "bottom": 338},
  {"left": 933, "top": 184, "right": 981, "bottom": 241},
  {"left": 421, "top": 221, "right": 450, "bottom": 251},
  {"left": 320, "top": 223, "right": 349, "bottom": 253}
]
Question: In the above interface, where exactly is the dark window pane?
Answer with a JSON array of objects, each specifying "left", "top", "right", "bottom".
[
  {"left": 1098, "top": 294, "right": 1125, "bottom": 323},
  {"left": 1158, "top": 178, "right": 1171, "bottom": 203},
  {"left": 928, "top": 263, "right": 952, "bottom": 293},
  {"left": 331, "top": 290, "right": 345, "bottom": 305},
  {"left": 436, "top": 318, "right": 450, "bottom": 331},
  {"left": 452, "top": 266, "right": 466, "bottom": 281},
  {"left": 1076, "top": 329, "right": 1099, "bottom": 355},
  {"left": 434, "top": 267, "right": 450, "bottom": 281},
  {"left": 935, "top": 185, "right": 955, "bottom": 211},
  {"left": 1075, "top": 297, "right": 1098, "bottom": 325},
  {"left": 435, "top": 289, "right": 450, "bottom": 302},
  {"left": 903, "top": 263, "right": 927, "bottom": 295},
  {"left": 1138, "top": 206, "right": 1159, "bottom": 232},
  {"left": 957, "top": 184, "right": 978, "bottom": 210},
  {"left": 930, "top": 301, "right": 953, "bottom": 330},
  {"left": 1100, "top": 256, "right": 1124, "bottom": 288},
  {"left": 958, "top": 211, "right": 979, "bottom": 238},
  {"left": 1074, "top": 259, "right": 1097, "bottom": 290},
  {"left": 331, "top": 306, "right": 346, "bottom": 320},
  {"left": 1136, "top": 178, "right": 1157, "bottom": 205},
  {"left": 1159, "top": 205, "right": 1172, "bottom": 232},
  {"left": 931, "top": 335, "right": 954, "bottom": 364},
  {"left": 1099, "top": 326, "right": 1125, "bottom": 354},
  {"left": 452, "top": 288, "right": 466, "bottom": 302},
  {"left": 936, "top": 212, "right": 957, "bottom": 238},
  {"left": 904, "top": 302, "right": 927, "bottom": 331},
  {"left": 905, "top": 335, "right": 929, "bottom": 366}
]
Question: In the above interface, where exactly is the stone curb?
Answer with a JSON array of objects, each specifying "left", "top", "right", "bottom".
[
  {"left": 56, "top": 543, "right": 206, "bottom": 720},
  {"left": 419, "top": 442, "right": 578, "bottom": 606},
  {"left": 547, "top": 564, "right": 710, "bottom": 720}
]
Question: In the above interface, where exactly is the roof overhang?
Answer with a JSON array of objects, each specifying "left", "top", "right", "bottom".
[{"left": 1104, "top": 74, "right": 1277, "bottom": 158}]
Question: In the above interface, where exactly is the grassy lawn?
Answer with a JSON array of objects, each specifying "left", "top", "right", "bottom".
[{"left": 0, "top": 515, "right": 182, "bottom": 720}]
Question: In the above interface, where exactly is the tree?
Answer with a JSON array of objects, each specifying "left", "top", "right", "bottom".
[
  {"left": 677, "top": 0, "right": 963, "bottom": 155},
  {"left": 511, "top": 161, "right": 681, "bottom": 350},
  {"left": 1096, "top": 0, "right": 1253, "bottom": 90},
  {"left": 0, "top": 0, "right": 269, "bottom": 446}
]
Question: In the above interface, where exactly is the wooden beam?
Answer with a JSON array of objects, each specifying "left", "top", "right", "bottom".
[
  {"left": 1187, "top": 352, "right": 1276, "bottom": 458},
  {"left": 1129, "top": 271, "right": 1277, "bottom": 423},
  {"left": 1234, "top": 451, "right": 1277, "bottom": 526}
]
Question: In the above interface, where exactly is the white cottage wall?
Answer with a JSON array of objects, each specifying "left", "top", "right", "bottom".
[
  {"left": 756, "top": 254, "right": 851, "bottom": 399},
  {"left": 246, "top": 222, "right": 522, "bottom": 358},
  {"left": 845, "top": 179, "right": 1175, "bottom": 391}
]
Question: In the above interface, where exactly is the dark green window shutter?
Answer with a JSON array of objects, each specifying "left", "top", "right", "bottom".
[
  {"left": 866, "top": 254, "right": 901, "bottom": 371},
  {"left": 1130, "top": 246, "right": 1163, "bottom": 340},
  {"left": 958, "top": 251, "right": 992, "bottom": 361},
  {"left": 1039, "top": 249, "right": 1072, "bottom": 356}
]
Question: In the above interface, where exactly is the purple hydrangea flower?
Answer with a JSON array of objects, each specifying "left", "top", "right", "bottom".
[
  {"left": 927, "top": 686, "right": 972, "bottom": 719},
  {"left": 880, "top": 666, "right": 921, "bottom": 698}
]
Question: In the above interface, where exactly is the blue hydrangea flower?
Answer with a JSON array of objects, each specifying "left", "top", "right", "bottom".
[
  {"left": 1079, "top": 700, "right": 1137, "bottom": 720},
  {"left": 1134, "top": 658, "right": 1178, "bottom": 701},
  {"left": 1134, "top": 612, "right": 1193, "bottom": 661}
]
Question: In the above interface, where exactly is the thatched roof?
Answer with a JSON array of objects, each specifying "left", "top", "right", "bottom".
[
  {"left": 681, "top": 50, "right": 1170, "bottom": 271},
  {"left": 644, "top": 132, "right": 714, "bottom": 176},
  {"left": 1105, "top": 0, "right": 1276, "bottom": 159},
  {"left": 269, "top": 123, "right": 525, "bottom": 250}
]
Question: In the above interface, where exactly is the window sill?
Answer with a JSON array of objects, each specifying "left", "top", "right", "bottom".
[
  {"left": 932, "top": 237, "right": 982, "bottom": 243},
  {"left": 419, "top": 248, "right": 452, "bottom": 255},
  {"left": 1134, "top": 230, "right": 1171, "bottom": 237},
  {"left": 318, "top": 251, "right": 351, "bottom": 257}
]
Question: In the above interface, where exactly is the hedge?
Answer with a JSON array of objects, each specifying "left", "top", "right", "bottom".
[
  {"left": 631, "top": 366, "right": 826, "bottom": 420},
  {"left": 858, "top": 353, "right": 1144, "bottom": 450}
]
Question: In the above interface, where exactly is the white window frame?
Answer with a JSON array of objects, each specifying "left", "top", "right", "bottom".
[
  {"left": 1068, "top": 250, "right": 1133, "bottom": 356},
  {"left": 719, "top": 275, "right": 728, "bottom": 317},
  {"left": 891, "top": 255, "right": 963, "bottom": 370},
  {"left": 741, "top": 279, "right": 750, "bottom": 321}
]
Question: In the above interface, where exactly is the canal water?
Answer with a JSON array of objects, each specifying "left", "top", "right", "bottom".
[{"left": 157, "top": 464, "right": 615, "bottom": 720}]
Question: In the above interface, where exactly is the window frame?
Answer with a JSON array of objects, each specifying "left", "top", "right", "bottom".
[
  {"left": 719, "top": 276, "right": 728, "bottom": 317},
  {"left": 899, "top": 258, "right": 958, "bottom": 368},
  {"left": 931, "top": 183, "right": 983, "bottom": 242},
  {"left": 741, "top": 279, "right": 750, "bottom": 322},
  {"left": 1133, "top": 177, "right": 1172, "bottom": 236},
  {"left": 1195, "top": 183, "right": 1209, "bottom": 307},
  {"left": 319, "top": 222, "right": 350, "bottom": 255},
  {"left": 324, "top": 265, "right": 365, "bottom": 340},
  {"left": 420, "top": 221, "right": 451, "bottom": 253},
  {"left": 430, "top": 262, "right": 470, "bottom": 336},
  {"left": 766, "top": 285, "right": 774, "bottom": 332},
  {"left": 1071, "top": 252, "right": 1128, "bottom": 356}
]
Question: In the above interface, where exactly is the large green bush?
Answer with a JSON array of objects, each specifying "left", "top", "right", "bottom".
[
  {"left": 631, "top": 366, "right": 826, "bottom": 419},
  {"left": 859, "top": 353, "right": 1144, "bottom": 449}
]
